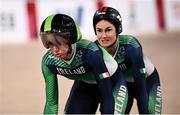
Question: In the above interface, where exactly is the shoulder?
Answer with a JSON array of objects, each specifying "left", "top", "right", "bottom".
[
  {"left": 118, "top": 34, "right": 141, "bottom": 48},
  {"left": 118, "top": 35, "right": 144, "bottom": 58},
  {"left": 76, "top": 38, "right": 100, "bottom": 52}
]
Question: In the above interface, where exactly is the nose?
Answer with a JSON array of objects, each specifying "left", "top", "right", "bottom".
[
  {"left": 52, "top": 45, "right": 69, "bottom": 55},
  {"left": 52, "top": 45, "right": 59, "bottom": 52},
  {"left": 101, "top": 31, "right": 107, "bottom": 38}
]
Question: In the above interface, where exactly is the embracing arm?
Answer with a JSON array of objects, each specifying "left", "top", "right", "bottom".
[
  {"left": 86, "top": 49, "right": 115, "bottom": 114},
  {"left": 126, "top": 46, "right": 148, "bottom": 113},
  {"left": 41, "top": 61, "right": 59, "bottom": 114}
]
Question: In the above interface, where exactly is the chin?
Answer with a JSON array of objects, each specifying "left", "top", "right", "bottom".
[{"left": 100, "top": 43, "right": 110, "bottom": 48}]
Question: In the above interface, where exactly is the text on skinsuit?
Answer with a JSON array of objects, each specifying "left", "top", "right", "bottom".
[
  {"left": 56, "top": 66, "right": 85, "bottom": 75},
  {"left": 155, "top": 86, "right": 162, "bottom": 114},
  {"left": 119, "top": 63, "right": 127, "bottom": 71},
  {"left": 114, "top": 85, "right": 127, "bottom": 113}
]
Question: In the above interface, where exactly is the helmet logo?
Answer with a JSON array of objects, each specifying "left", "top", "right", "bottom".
[
  {"left": 52, "top": 29, "right": 61, "bottom": 33},
  {"left": 61, "top": 21, "right": 73, "bottom": 27},
  {"left": 61, "top": 16, "right": 74, "bottom": 27},
  {"left": 96, "top": 11, "right": 106, "bottom": 15},
  {"left": 117, "top": 15, "right": 122, "bottom": 22}
]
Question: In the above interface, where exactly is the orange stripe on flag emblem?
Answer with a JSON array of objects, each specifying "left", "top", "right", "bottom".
[{"left": 99, "top": 72, "right": 110, "bottom": 79}]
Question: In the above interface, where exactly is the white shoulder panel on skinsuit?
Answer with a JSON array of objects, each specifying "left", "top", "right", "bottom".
[
  {"left": 105, "top": 53, "right": 118, "bottom": 76},
  {"left": 100, "top": 47, "right": 118, "bottom": 76},
  {"left": 144, "top": 56, "right": 155, "bottom": 77}
]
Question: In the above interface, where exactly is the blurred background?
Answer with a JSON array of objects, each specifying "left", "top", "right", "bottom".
[{"left": 0, "top": 0, "right": 180, "bottom": 114}]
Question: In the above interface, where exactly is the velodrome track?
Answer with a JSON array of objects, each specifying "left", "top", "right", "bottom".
[{"left": 0, "top": 30, "right": 180, "bottom": 114}]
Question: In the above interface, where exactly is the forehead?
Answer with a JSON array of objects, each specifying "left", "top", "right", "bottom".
[{"left": 96, "top": 20, "right": 115, "bottom": 28}]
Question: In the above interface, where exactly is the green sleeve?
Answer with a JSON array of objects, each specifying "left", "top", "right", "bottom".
[{"left": 41, "top": 60, "right": 58, "bottom": 114}]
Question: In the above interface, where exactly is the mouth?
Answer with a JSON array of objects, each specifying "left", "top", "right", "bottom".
[
  {"left": 101, "top": 39, "right": 109, "bottom": 44},
  {"left": 53, "top": 53, "right": 64, "bottom": 58}
]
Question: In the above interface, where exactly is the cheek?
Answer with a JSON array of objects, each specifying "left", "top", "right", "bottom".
[
  {"left": 50, "top": 46, "right": 58, "bottom": 52},
  {"left": 95, "top": 32, "right": 101, "bottom": 40},
  {"left": 60, "top": 45, "right": 69, "bottom": 52},
  {"left": 96, "top": 34, "right": 101, "bottom": 40},
  {"left": 109, "top": 30, "right": 116, "bottom": 37},
  {"left": 109, "top": 32, "right": 116, "bottom": 40}
]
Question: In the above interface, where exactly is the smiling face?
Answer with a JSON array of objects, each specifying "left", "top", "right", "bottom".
[{"left": 95, "top": 20, "right": 117, "bottom": 48}]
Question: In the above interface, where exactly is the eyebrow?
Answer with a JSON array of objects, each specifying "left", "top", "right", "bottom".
[{"left": 96, "top": 26, "right": 112, "bottom": 30}]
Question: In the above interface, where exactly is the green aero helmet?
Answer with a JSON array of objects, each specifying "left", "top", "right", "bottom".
[{"left": 40, "top": 14, "right": 82, "bottom": 48}]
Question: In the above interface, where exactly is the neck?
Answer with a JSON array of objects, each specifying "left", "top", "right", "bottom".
[
  {"left": 105, "top": 40, "right": 119, "bottom": 56},
  {"left": 64, "top": 44, "right": 75, "bottom": 61}
]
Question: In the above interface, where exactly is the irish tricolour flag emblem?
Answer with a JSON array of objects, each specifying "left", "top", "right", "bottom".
[
  {"left": 140, "top": 68, "right": 146, "bottom": 74},
  {"left": 99, "top": 72, "right": 110, "bottom": 79}
]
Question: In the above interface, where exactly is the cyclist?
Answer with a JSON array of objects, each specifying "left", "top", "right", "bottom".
[
  {"left": 93, "top": 6, "right": 162, "bottom": 114},
  {"left": 40, "top": 13, "right": 127, "bottom": 114}
]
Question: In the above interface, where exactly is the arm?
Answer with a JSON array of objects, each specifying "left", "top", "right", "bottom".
[
  {"left": 99, "top": 45, "right": 128, "bottom": 114},
  {"left": 86, "top": 49, "right": 114, "bottom": 114},
  {"left": 126, "top": 46, "right": 148, "bottom": 113},
  {"left": 41, "top": 60, "right": 58, "bottom": 114}
]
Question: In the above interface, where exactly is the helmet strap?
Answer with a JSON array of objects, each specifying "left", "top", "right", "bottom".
[{"left": 67, "top": 43, "right": 72, "bottom": 54}]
